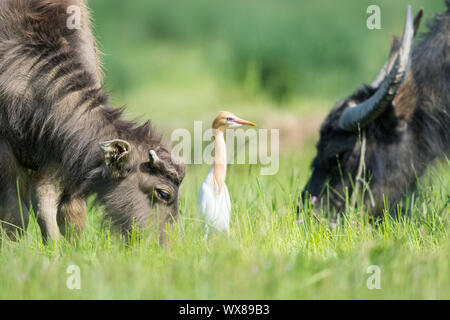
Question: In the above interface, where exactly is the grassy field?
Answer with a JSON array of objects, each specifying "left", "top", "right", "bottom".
[
  {"left": 0, "top": 0, "right": 449, "bottom": 299},
  {"left": 0, "top": 155, "right": 448, "bottom": 299}
]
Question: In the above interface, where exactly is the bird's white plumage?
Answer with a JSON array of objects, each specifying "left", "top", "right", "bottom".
[{"left": 197, "top": 166, "right": 231, "bottom": 233}]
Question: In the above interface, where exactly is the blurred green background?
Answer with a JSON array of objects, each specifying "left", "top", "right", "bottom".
[{"left": 89, "top": 0, "right": 444, "bottom": 144}]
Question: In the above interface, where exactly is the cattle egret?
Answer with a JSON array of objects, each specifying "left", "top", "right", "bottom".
[{"left": 197, "top": 111, "right": 256, "bottom": 237}]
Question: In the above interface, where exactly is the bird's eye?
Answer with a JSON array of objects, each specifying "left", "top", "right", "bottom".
[
  {"left": 156, "top": 188, "right": 171, "bottom": 201},
  {"left": 226, "top": 117, "right": 233, "bottom": 121}
]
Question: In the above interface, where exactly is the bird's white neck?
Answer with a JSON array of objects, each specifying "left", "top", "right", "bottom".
[{"left": 213, "top": 129, "right": 227, "bottom": 194}]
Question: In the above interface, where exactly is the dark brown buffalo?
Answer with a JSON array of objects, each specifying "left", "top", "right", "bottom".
[
  {"left": 301, "top": 4, "right": 450, "bottom": 215},
  {"left": 0, "top": 0, "right": 185, "bottom": 241}
]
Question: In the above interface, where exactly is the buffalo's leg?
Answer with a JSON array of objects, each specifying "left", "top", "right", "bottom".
[
  {"left": 57, "top": 194, "right": 87, "bottom": 237},
  {"left": 31, "top": 176, "right": 60, "bottom": 241},
  {"left": 0, "top": 180, "right": 30, "bottom": 241},
  {"left": 0, "top": 142, "right": 30, "bottom": 241}
]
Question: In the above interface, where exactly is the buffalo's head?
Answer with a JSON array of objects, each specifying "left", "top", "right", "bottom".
[
  {"left": 97, "top": 137, "right": 185, "bottom": 242},
  {"left": 302, "top": 6, "right": 423, "bottom": 214}
]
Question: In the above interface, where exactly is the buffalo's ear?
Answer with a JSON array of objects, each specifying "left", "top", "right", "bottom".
[{"left": 99, "top": 139, "right": 131, "bottom": 178}]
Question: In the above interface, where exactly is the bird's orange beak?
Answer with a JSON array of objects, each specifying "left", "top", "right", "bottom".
[{"left": 233, "top": 118, "right": 256, "bottom": 127}]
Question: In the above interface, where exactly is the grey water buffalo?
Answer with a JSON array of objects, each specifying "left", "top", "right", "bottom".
[
  {"left": 0, "top": 0, "right": 185, "bottom": 241},
  {"left": 301, "top": 4, "right": 450, "bottom": 215}
]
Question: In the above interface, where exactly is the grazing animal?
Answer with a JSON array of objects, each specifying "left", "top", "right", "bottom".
[
  {"left": 0, "top": 0, "right": 185, "bottom": 242},
  {"left": 197, "top": 111, "right": 256, "bottom": 236},
  {"left": 301, "top": 4, "right": 450, "bottom": 215}
]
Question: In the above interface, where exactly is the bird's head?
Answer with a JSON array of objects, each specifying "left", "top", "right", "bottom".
[{"left": 212, "top": 111, "right": 256, "bottom": 130}]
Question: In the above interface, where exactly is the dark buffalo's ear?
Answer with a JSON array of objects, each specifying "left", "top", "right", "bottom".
[{"left": 99, "top": 139, "right": 131, "bottom": 178}]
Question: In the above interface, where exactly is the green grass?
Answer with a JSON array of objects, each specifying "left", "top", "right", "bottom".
[{"left": 0, "top": 155, "right": 448, "bottom": 299}]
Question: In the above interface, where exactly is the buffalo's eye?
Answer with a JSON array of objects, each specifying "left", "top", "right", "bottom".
[
  {"left": 324, "top": 155, "right": 339, "bottom": 170},
  {"left": 156, "top": 188, "right": 171, "bottom": 201},
  {"left": 325, "top": 154, "right": 341, "bottom": 170}
]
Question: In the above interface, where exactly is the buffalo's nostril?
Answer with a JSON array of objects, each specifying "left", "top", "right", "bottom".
[{"left": 297, "top": 194, "right": 318, "bottom": 220}]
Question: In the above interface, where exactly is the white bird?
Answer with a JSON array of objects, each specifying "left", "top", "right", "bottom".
[{"left": 197, "top": 111, "right": 256, "bottom": 237}]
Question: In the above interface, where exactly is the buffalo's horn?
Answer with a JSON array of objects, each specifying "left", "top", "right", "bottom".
[
  {"left": 371, "top": 8, "right": 422, "bottom": 89},
  {"left": 149, "top": 150, "right": 160, "bottom": 165},
  {"left": 339, "top": 6, "right": 414, "bottom": 131}
]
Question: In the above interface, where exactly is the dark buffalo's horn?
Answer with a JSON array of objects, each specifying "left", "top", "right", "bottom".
[
  {"left": 339, "top": 6, "right": 414, "bottom": 131},
  {"left": 370, "top": 36, "right": 401, "bottom": 89},
  {"left": 370, "top": 8, "right": 422, "bottom": 89}
]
